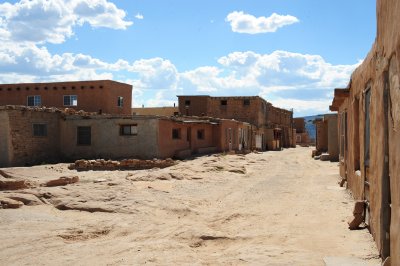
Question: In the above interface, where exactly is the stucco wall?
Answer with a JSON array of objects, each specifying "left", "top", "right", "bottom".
[
  {"left": 0, "top": 80, "right": 132, "bottom": 115},
  {"left": 59, "top": 116, "right": 159, "bottom": 160},
  {"left": 332, "top": 0, "right": 400, "bottom": 261},
  {"left": 4, "top": 109, "right": 61, "bottom": 166},
  {"left": 157, "top": 119, "right": 216, "bottom": 158},
  {"left": 327, "top": 115, "right": 339, "bottom": 161},
  {"left": 0, "top": 110, "right": 11, "bottom": 167}
]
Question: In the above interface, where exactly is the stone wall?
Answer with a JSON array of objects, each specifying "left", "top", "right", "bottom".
[{"left": 0, "top": 106, "right": 61, "bottom": 166}]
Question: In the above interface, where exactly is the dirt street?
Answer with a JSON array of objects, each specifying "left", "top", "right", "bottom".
[{"left": 0, "top": 147, "right": 380, "bottom": 265}]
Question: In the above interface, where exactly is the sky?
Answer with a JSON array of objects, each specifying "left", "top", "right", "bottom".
[{"left": 0, "top": 0, "right": 376, "bottom": 116}]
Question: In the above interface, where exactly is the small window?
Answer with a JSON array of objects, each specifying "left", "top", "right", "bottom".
[
  {"left": 33, "top": 124, "right": 47, "bottom": 137},
  {"left": 27, "top": 95, "right": 41, "bottom": 106},
  {"left": 185, "top": 100, "right": 191, "bottom": 106},
  {"left": 117, "top": 96, "right": 124, "bottom": 107},
  {"left": 120, "top": 124, "right": 137, "bottom": 135},
  {"left": 64, "top": 95, "right": 77, "bottom": 106},
  {"left": 197, "top": 129, "right": 205, "bottom": 140},
  {"left": 77, "top": 126, "right": 91, "bottom": 145},
  {"left": 220, "top": 100, "right": 227, "bottom": 106},
  {"left": 243, "top": 99, "right": 250, "bottom": 105},
  {"left": 172, "top": 128, "right": 181, "bottom": 139}
]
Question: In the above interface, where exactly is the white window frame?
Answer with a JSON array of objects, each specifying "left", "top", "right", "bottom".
[
  {"left": 120, "top": 124, "right": 138, "bottom": 136},
  {"left": 27, "top": 95, "right": 41, "bottom": 106},
  {"left": 63, "top": 95, "right": 78, "bottom": 106}
]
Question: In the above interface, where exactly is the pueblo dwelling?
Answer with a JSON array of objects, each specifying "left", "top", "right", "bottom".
[
  {"left": 311, "top": 114, "right": 339, "bottom": 162},
  {"left": 0, "top": 80, "right": 132, "bottom": 115},
  {"left": 330, "top": 0, "right": 400, "bottom": 263},
  {"left": 0, "top": 80, "right": 295, "bottom": 167},
  {"left": 293, "top": 117, "right": 311, "bottom": 147},
  {"left": 178, "top": 95, "right": 295, "bottom": 150},
  {"left": 0, "top": 105, "right": 253, "bottom": 167}
]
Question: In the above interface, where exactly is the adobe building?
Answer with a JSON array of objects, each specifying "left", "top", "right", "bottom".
[
  {"left": 330, "top": 0, "right": 400, "bottom": 263},
  {"left": 294, "top": 117, "right": 310, "bottom": 146},
  {"left": 0, "top": 80, "right": 132, "bottom": 115},
  {"left": 177, "top": 95, "right": 294, "bottom": 150},
  {"left": 0, "top": 106, "right": 252, "bottom": 167},
  {"left": 132, "top": 106, "right": 179, "bottom": 116},
  {"left": 312, "top": 114, "right": 338, "bottom": 161}
]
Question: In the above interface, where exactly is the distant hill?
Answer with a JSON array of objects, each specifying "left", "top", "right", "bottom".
[{"left": 295, "top": 115, "right": 324, "bottom": 142}]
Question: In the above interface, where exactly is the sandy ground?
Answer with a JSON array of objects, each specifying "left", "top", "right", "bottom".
[{"left": 0, "top": 147, "right": 380, "bottom": 265}]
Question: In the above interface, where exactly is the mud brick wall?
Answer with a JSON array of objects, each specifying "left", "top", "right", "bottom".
[
  {"left": 0, "top": 80, "right": 132, "bottom": 115},
  {"left": 332, "top": 0, "right": 400, "bottom": 262},
  {"left": 6, "top": 109, "right": 61, "bottom": 166}
]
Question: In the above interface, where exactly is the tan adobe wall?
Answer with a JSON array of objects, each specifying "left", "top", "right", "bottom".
[
  {"left": 157, "top": 119, "right": 216, "bottom": 158},
  {"left": 178, "top": 96, "right": 209, "bottom": 116},
  {"left": 206, "top": 97, "right": 266, "bottom": 127},
  {"left": 0, "top": 107, "right": 61, "bottom": 166},
  {"left": 294, "top": 118, "right": 305, "bottom": 133},
  {"left": 0, "top": 80, "right": 132, "bottom": 115},
  {"left": 332, "top": 0, "right": 400, "bottom": 261},
  {"left": 132, "top": 107, "right": 178, "bottom": 116},
  {"left": 326, "top": 115, "right": 339, "bottom": 161},
  {"left": 0, "top": 110, "right": 11, "bottom": 167},
  {"left": 315, "top": 120, "right": 328, "bottom": 152},
  {"left": 59, "top": 116, "right": 159, "bottom": 160}
]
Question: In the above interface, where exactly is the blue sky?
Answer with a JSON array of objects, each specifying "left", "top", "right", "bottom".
[{"left": 0, "top": 0, "right": 376, "bottom": 116}]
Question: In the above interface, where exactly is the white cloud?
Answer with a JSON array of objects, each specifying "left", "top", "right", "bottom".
[
  {"left": 0, "top": 43, "right": 358, "bottom": 116},
  {"left": 135, "top": 13, "right": 143, "bottom": 20},
  {"left": 267, "top": 98, "right": 333, "bottom": 114},
  {"left": 226, "top": 11, "right": 299, "bottom": 34},
  {"left": 0, "top": 0, "right": 132, "bottom": 44}
]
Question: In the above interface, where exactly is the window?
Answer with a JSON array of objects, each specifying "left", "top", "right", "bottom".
[
  {"left": 117, "top": 96, "right": 124, "bottom": 107},
  {"left": 185, "top": 100, "right": 191, "bottom": 106},
  {"left": 27, "top": 95, "right": 41, "bottom": 106},
  {"left": 64, "top": 95, "right": 77, "bottom": 106},
  {"left": 77, "top": 126, "right": 91, "bottom": 145},
  {"left": 33, "top": 124, "right": 47, "bottom": 137},
  {"left": 243, "top": 99, "right": 250, "bottom": 105},
  {"left": 220, "top": 100, "right": 227, "bottom": 106},
  {"left": 172, "top": 128, "right": 181, "bottom": 139},
  {"left": 120, "top": 124, "right": 137, "bottom": 135},
  {"left": 197, "top": 129, "right": 205, "bottom": 139}
]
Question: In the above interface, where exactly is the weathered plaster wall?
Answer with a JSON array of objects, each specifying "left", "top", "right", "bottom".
[
  {"left": 334, "top": 0, "right": 400, "bottom": 262},
  {"left": 315, "top": 120, "right": 328, "bottom": 152},
  {"left": 327, "top": 115, "right": 339, "bottom": 161},
  {"left": 0, "top": 110, "right": 11, "bottom": 167},
  {"left": 59, "top": 116, "right": 159, "bottom": 160},
  {"left": 0, "top": 80, "right": 132, "bottom": 115},
  {"left": 4, "top": 109, "right": 61, "bottom": 166},
  {"left": 157, "top": 119, "right": 216, "bottom": 158}
]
